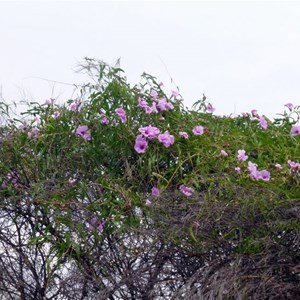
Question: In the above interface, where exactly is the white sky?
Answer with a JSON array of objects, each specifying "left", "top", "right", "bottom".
[{"left": 1, "top": 1, "right": 300, "bottom": 117}]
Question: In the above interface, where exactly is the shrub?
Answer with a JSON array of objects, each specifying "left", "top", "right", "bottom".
[{"left": 0, "top": 58, "right": 299, "bottom": 299}]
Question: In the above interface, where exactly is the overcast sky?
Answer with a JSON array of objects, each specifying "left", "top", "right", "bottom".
[{"left": 1, "top": 1, "right": 300, "bottom": 117}]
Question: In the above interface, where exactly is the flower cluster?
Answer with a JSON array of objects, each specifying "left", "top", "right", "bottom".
[
  {"left": 138, "top": 96, "right": 174, "bottom": 114},
  {"left": 248, "top": 161, "right": 271, "bottom": 181},
  {"left": 134, "top": 125, "right": 175, "bottom": 153}
]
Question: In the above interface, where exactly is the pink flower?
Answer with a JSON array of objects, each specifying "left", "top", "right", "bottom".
[
  {"left": 138, "top": 125, "right": 160, "bottom": 139},
  {"left": 134, "top": 135, "right": 148, "bottom": 153},
  {"left": 206, "top": 103, "right": 216, "bottom": 113},
  {"left": 220, "top": 150, "right": 228, "bottom": 157},
  {"left": 69, "top": 100, "right": 81, "bottom": 111},
  {"left": 285, "top": 103, "right": 294, "bottom": 111},
  {"left": 179, "top": 184, "right": 194, "bottom": 197},
  {"left": 115, "top": 107, "right": 127, "bottom": 123},
  {"left": 179, "top": 131, "right": 189, "bottom": 139},
  {"left": 274, "top": 163, "right": 283, "bottom": 170},
  {"left": 76, "top": 125, "right": 91, "bottom": 141},
  {"left": 237, "top": 150, "right": 248, "bottom": 161},
  {"left": 192, "top": 126, "right": 204, "bottom": 136},
  {"left": 259, "top": 116, "right": 268, "bottom": 130},
  {"left": 290, "top": 125, "right": 300, "bottom": 137},
  {"left": 151, "top": 187, "right": 160, "bottom": 197},
  {"left": 158, "top": 131, "right": 175, "bottom": 148}
]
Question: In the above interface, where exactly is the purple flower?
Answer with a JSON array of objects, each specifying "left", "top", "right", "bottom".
[
  {"left": 257, "top": 170, "right": 271, "bottom": 181},
  {"left": 69, "top": 100, "right": 81, "bottom": 111},
  {"left": 179, "top": 184, "right": 194, "bottom": 197},
  {"left": 237, "top": 149, "right": 248, "bottom": 161},
  {"left": 115, "top": 107, "right": 127, "bottom": 123},
  {"left": 150, "top": 102, "right": 158, "bottom": 114},
  {"left": 251, "top": 109, "right": 259, "bottom": 117},
  {"left": 179, "top": 131, "right": 189, "bottom": 139},
  {"left": 285, "top": 103, "right": 294, "bottom": 111},
  {"left": 150, "top": 90, "right": 158, "bottom": 100},
  {"left": 1, "top": 171, "right": 19, "bottom": 189},
  {"left": 171, "top": 90, "right": 179, "bottom": 97},
  {"left": 151, "top": 187, "right": 160, "bottom": 197},
  {"left": 206, "top": 103, "right": 216, "bottom": 113},
  {"left": 165, "top": 101, "right": 174, "bottom": 110},
  {"left": 248, "top": 161, "right": 271, "bottom": 181},
  {"left": 156, "top": 98, "right": 168, "bottom": 111},
  {"left": 259, "top": 116, "right": 268, "bottom": 130},
  {"left": 134, "top": 135, "right": 148, "bottom": 153},
  {"left": 44, "top": 98, "right": 55, "bottom": 105},
  {"left": 53, "top": 111, "right": 60, "bottom": 119},
  {"left": 76, "top": 125, "right": 91, "bottom": 141},
  {"left": 28, "top": 127, "right": 41, "bottom": 139},
  {"left": 100, "top": 114, "right": 109, "bottom": 125},
  {"left": 192, "top": 126, "right": 204, "bottom": 136},
  {"left": 235, "top": 167, "right": 241, "bottom": 174},
  {"left": 18, "top": 123, "right": 28, "bottom": 131},
  {"left": 274, "top": 163, "right": 283, "bottom": 170},
  {"left": 290, "top": 125, "right": 300, "bottom": 137},
  {"left": 220, "top": 150, "right": 228, "bottom": 157},
  {"left": 88, "top": 216, "right": 105, "bottom": 233},
  {"left": 144, "top": 106, "right": 153, "bottom": 114},
  {"left": 158, "top": 131, "right": 175, "bottom": 148},
  {"left": 248, "top": 161, "right": 258, "bottom": 179},
  {"left": 241, "top": 112, "right": 250, "bottom": 117},
  {"left": 138, "top": 97, "right": 148, "bottom": 109},
  {"left": 138, "top": 125, "right": 160, "bottom": 139},
  {"left": 287, "top": 160, "right": 300, "bottom": 174}
]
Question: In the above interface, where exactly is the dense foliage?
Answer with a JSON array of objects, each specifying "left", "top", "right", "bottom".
[{"left": 0, "top": 58, "right": 299, "bottom": 299}]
